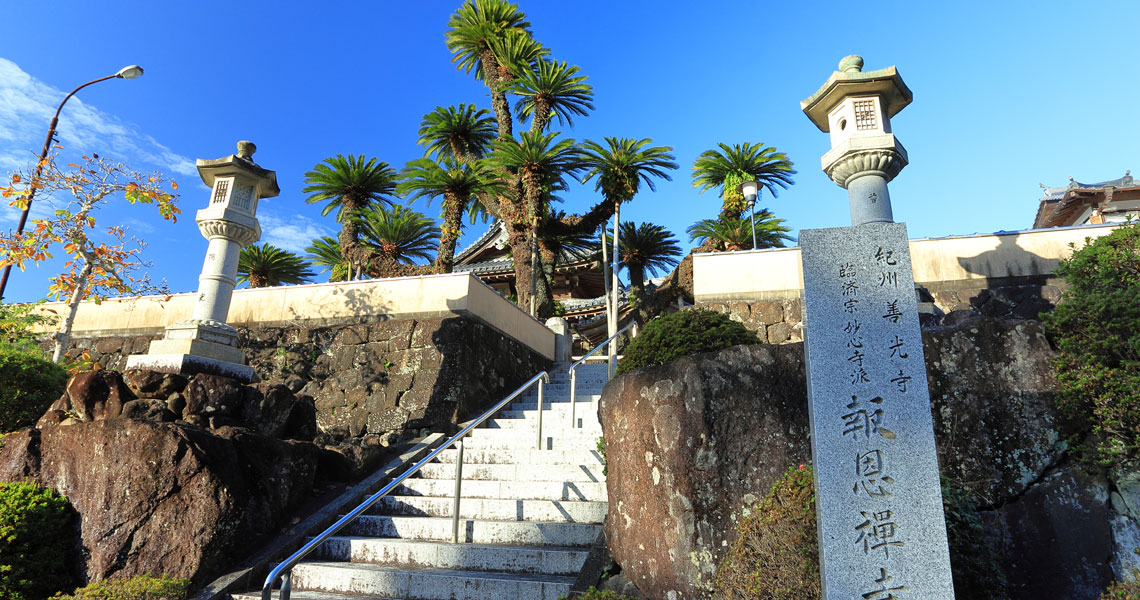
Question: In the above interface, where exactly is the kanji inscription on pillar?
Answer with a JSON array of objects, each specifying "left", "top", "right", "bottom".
[{"left": 801, "top": 222, "right": 954, "bottom": 599}]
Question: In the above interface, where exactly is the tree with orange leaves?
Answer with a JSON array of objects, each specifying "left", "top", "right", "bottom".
[{"left": 0, "top": 151, "right": 180, "bottom": 362}]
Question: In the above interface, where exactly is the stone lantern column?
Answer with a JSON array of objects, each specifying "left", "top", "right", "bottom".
[
  {"left": 126, "top": 141, "right": 279, "bottom": 381},
  {"left": 800, "top": 55, "right": 913, "bottom": 226}
]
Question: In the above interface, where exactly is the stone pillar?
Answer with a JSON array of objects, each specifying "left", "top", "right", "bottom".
[
  {"left": 802, "top": 55, "right": 911, "bottom": 225},
  {"left": 545, "top": 317, "right": 572, "bottom": 363},
  {"left": 126, "top": 141, "right": 280, "bottom": 382}
]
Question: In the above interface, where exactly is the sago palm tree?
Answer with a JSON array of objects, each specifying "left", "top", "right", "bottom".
[
  {"left": 691, "top": 142, "right": 795, "bottom": 220},
  {"left": 615, "top": 221, "right": 682, "bottom": 298},
  {"left": 417, "top": 104, "right": 497, "bottom": 164},
  {"left": 399, "top": 157, "right": 502, "bottom": 272},
  {"left": 237, "top": 244, "right": 315, "bottom": 288},
  {"left": 510, "top": 59, "right": 594, "bottom": 134},
  {"left": 356, "top": 204, "right": 440, "bottom": 273},
  {"left": 303, "top": 155, "right": 400, "bottom": 280},
  {"left": 579, "top": 137, "right": 678, "bottom": 208},
  {"left": 687, "top": 211, "right": 793, "bottom": 252},
  {"left": 306, "top": 236, "right": 350, "bottom": 282},
  {"left": 488, "top": 131, "right": 584, "bottom": 316},
  {"left": 446, "top": 0, "right": 533, "bottom": 139}
]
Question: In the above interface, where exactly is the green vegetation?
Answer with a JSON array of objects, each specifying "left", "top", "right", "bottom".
[
  {"left": 687, "top": 211, "right": 793, "bottom": 252},
  {"left": 942, "top": 477, "right": 1009, "bottom": 599},
  {"left": 712, "top": 467, "right": 1007, "bottom": 600},
  {"left": 1042, "top": 223, "right": 1140, "bottom": 464},
  {"left": 713, "top": 464, "right": 819, "bottom": 600},
  {"left": 237, "top": 244, "right": 315, "bottom": 288},
  {"left": 0, "top": 481, "right": 75, "bottom": 600},
  {"left": 615, "top": 309, "right": 760, "bottom": 376},
  {"left": 690, "top": 142, "right": 795, "bottom": 221},
  {"left": 557, "top": 588, "right": 638, "bottom": 600},
  {"left": 1101, "top": 569, "right": 1140, "bottom": 600},
  {"left": 52, "top": 576, "right": 190, "bottom": 600},
  {"left": 0, "top": 303, "right": 68, "bottom": 433}
]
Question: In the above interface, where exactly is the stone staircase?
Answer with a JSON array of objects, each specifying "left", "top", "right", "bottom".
[{"left": 235, "top": 362, "right": 610, "bottom": 600}]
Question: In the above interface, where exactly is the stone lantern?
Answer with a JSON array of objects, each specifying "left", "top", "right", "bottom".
[
  {"left": 800, "top": 55, "right": 912, "bottom": 226},
  {"left": 126, "top": 141, "right": 278, "bottom": 381}
]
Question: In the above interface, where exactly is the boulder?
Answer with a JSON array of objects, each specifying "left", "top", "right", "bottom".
[
  {"left": 183, "top": 373, "right": 244, "bottom": 417},
  {"left": 600, "top": 343, "right": 811, "bottom": 598},
  {"left": 63, "top": 370, "right": 134, "bottom": 422},
  {"left": 600, "top": 317, "right": 1095, "bottom": 600},
  {"left": 0, "top": 419, "right": 319, "bottom": 586}
]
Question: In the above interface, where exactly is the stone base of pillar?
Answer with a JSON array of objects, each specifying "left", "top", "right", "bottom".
[
  {"left": 125, "top": 319, "right": 253, "bottom": 382},
  {"left": 124, "top": 353, "right": 254, "bottom": 382}
]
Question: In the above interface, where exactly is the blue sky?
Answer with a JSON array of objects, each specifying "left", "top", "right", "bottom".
[{"left": 3, "top": 1, "right": 1138, "bottom": 304}]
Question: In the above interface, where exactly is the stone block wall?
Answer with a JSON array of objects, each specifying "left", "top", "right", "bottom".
[
  {"left": 697, "top": 278, "right": 1066, "bottom": 342},
  {"left": 56, "top": 315, "right": 549, "bottom": 443}
]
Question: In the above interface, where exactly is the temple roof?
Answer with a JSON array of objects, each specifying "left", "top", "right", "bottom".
[{"left": 1039, "top": 171, "right": 1133, "bottom": 201}]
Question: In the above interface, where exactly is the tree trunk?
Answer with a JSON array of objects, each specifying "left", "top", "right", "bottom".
[
  {"left": 481, "top": 49, "right": 513, "bottom": 141},
  {"left": 530, "top": 100, "right": 551, "bottom": 134},
  {"left": 52, "top": 253, "right": 95, "bottom": 363},
  {"left": 435, "top": 190, "right": 466, "bottom": 273}
]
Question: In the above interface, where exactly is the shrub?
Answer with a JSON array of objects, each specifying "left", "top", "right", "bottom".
[
  {"left": 615, "top": 309, "right": 760, "bottom": 376},
  {"left": 52, "top": 576, "right": 190, "bottom": 600},
  {"left": 713, "top": 464, "right": 819, "bottom": 600},
  {"left": 0, "top": 481, "right": 75, "bottom": 600},
  {"left": 1042, "top": 223, "right": 1140, "bottom": 464},
  {"left": 0, "top": 345, "right": 69, "bottom": 433},
  {"left": 1101, "top": 569, "right": 1140, "bottom": 600},
  {"left": 712, "top": 467, "right": 1006, "bottom": 600},
  {"left": 557, "top": 588, "right": 638, "bottom": 600}
]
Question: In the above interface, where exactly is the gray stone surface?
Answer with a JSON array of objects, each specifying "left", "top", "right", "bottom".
[{"left": 801, "top": 222, "right": 953, "bottom": 598}]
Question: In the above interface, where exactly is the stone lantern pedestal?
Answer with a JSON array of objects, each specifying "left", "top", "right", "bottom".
[{"left": 126, "top": 142, "right": 278, "bottom": 382}]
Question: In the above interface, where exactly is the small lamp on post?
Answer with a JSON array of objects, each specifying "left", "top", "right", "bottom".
[
  {"left": 738, "top": 180, "right": 760, "bottom": 250},
  {"left": 0, "top": 64, "right": 144, "bottom": 302}
]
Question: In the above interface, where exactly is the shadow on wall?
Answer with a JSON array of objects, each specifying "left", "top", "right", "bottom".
[
  {"left": 281, "top": 284, "right": 395, "bottom": 326},
  {"left": 948, "top": 234, "right": 1057, "bottom": 320}
]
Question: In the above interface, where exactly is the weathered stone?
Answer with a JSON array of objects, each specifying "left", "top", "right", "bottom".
[
  {"left": 183, "top": 373, "right": 243, "bottom": 417},
  {"left": 766, "top": 322, "right": 793, "bottom": 343},
  {"left": 751, "top": 300, "right": 784, "bottom": 325},
  {"left": 982, "top": 465, "right": 1114, "bottom": 600},
  {"left": 941, "top": 309, "right": 981, "bottom": 327},
  {"left": 166, "top": 392, "right": 186, "bottom": 416},
  {"left": 369, "top": 320, "right": 414, "bottom": 345},
  {"left": 240, "top": 383, "right": 298, "bottom": 439},
  {"left": 0, "top": 419, "right": 320, "bottom": 586},
  {"left": 332, "top": 325, "right": 368, "bottom": 346},
  {"left": 601, "top": 344, "right": 811, "bottom": 599},
  {"left": 64, "top": 370, "right": 134, "bottom": 422},
  {"left": 123, "top": 369, "right": 188, "bottom": 399}
]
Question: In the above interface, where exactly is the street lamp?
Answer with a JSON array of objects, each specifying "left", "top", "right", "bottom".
[
  {"left": 0, "top": 65, "right": 144, "bottom": 302},
  {"left": 739, "top": 180, "right": 760, "bottom": 250}
]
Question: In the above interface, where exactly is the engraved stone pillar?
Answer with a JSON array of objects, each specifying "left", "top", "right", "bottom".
[
  {"left": 126, "top": 141, "right": 279, "bottom": 381},
  {"left": 798, "top": 59, "right": 955, "bottom": 599},
  {"left": 801, "top": 55, "right": 912, "bottom": 226}
]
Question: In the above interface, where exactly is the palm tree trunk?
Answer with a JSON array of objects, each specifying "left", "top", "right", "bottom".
[
  {"left": 481, "top": 49, "right": 513, "bottom": 140},
  {"left": 435, "top": 191, "right": 466, "bottom": 273},
  {"left": 530, "top": 100, "right": 551, "bottom": 134}
]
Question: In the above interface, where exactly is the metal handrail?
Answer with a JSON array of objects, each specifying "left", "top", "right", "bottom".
[
  {"left": 261, "top": 370, "right": 551, "bottom": 600},
  {"left": 567, "top": 321, "right": 638, "bottom": 429}
]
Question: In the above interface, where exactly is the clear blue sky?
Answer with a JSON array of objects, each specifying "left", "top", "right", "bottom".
[{"left": 3, "top": 1, "right": 1138, "bottom": 304}]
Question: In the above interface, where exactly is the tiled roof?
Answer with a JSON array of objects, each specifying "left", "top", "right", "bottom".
[{"left": 1040, "top": 171, "right": 1133, "bottom": 201}]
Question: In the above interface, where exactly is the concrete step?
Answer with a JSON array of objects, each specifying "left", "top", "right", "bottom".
[
  {"left": 395, "top": 478, "right": 606, "bottom": 502},
  {"left": 289, "top": 561, "right": 574, "bottom": 600},
  {"left": 233, "top": 590, "right": 397, "bottom": 600},
  {"left": 462, "top": 434, "right": 603, "bottom": 451},
  {"left": 523, "top": 384, "right": 605, "bottom": 396},
  {"left": 344, "top": 515, "right": 602, "bottom": 547},
  {"left": 313, "top": 537, "right": 588, "bottom": 576},
  {"left": 434, "top": 447, "right": 604, "bottom": 466},
  {"left": 373, "top": 495, "right": 607, "bottom": 523},
  {"left": 418, "top": 462, "right": 604, "bottom": 483},
  {"left": 479, "top": 418, "right": 602, "bottom": 436},
  {"left": 510, "top": 395, "right": 601, "bottom": 408}
]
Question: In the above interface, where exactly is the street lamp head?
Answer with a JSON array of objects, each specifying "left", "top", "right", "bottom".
[
  {"left": 115, "top": 65, "right": 144, "bottom": 80},
  {"left": 738, "top": 180, "right": 759, "bottom": 204}
]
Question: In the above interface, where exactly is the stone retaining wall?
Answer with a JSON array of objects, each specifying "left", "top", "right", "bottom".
[
  {"left": 56, "top": 315, "right": 549, "bottom": 443},
  {"left": 698, "top": 278, "right": 1065, "bottom": 342}
]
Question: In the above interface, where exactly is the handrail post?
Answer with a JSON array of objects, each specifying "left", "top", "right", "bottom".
[
  {"left": 569, "top": 368, "right": 577, "bottom": 429},
  {"left": 535, "top": 378, "right": 545, "bottom": 450},
  {"left": 280, "top": 571, "right": 292, "bottom": 600},
  {"left": 452, "top": 438, "right": 465, "bottom": 544}
]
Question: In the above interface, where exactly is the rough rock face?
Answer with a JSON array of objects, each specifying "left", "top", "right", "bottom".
[
  {"left": 1, "top": 369, "right": 324, "bottom": 586},
  {"left": 0, "top": 419, "right": 319, "bottom": 585},
  {"left": 600, "top": 343, "right": 810, "bottom": 598},
  {"left": 57, "top": 316, "right": 549, "bottom": 443},
  {"left": 601, "top": 317, "right": 1130, "bottom": 600}
]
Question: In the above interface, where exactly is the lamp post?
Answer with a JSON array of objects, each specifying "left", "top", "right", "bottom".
[
  {"left": 0, "top": 65, "right": 144, "bottom": 302},
  {"left": 739, "top": 180, "right": 760, "bottom": 250}
]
